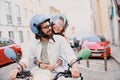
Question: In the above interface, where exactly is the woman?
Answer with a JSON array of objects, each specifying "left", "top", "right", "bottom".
[
  {"left": 50, "top": 14, "right": 72, "bottom": 67},
  {"left": 50, "top": 14, "right": 69, "bottom": 42}
]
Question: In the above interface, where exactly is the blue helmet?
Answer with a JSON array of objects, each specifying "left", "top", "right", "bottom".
[{"left": 30, "top": 14, "right": 50, "bottom": 35}]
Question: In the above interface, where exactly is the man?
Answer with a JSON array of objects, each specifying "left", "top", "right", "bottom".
[{"left": 8, "top": 14, "right": 80, "bottom": 80}]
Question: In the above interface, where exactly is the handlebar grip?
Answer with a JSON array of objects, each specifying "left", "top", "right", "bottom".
[
  {"left": 16, "top": 70, "right": 32, "bottom": 79},
  {"left": 16, "top": 72, "right": 25, "bottom": 78},
  {"left": 80, "top": 73, "right": 83, "bottom": 80},
  {"left": 53, "top": 73, "right": 83, "bottom": 80}
]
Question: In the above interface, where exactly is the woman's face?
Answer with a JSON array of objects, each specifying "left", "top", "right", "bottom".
[{"left": 53, "top": 19, "right": 64, "bottom": 33}]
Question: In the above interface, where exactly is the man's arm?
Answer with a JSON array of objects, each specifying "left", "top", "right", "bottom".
[
  {"left": 16, "top": 61, "right": 27, "bottom": 72},
  {"left": 70, "top": 59, "right": 80, "bottom": 78},
  {"left": 8, "top": 61, "right": 27, "bottom": 80}
]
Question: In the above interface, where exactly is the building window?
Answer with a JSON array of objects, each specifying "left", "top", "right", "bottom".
[
  {"left": 117, "top": 0, "right": 120, "bottom": 4},
  {"left": 17, "top": 17, "right": 21, "bottom": 24},
  {"left": 27, "top": 31, "right": 30, "bottom": 40},
  {"left": 30, "top": 10, "right": 33, "bottom": 17},
  {"left": 24, "top": 8, "right": 28, "bottom": 19},
  {"left": 0, "top": 31, "right": 1, "bottom": 37},
  {"left": 5, "top": 2, "right": 12, "bottom": 24},
  {"left": 19, "top": 31, "right": 24, "bottom": 43},
  {"left": 7, "top": 15, "right": 12, "bottom": 24},
  {"left": 9, "top": 31, "right": 14, "bottom": 39},
  {"left": 16, "top": 5, "right": 21, "bottom": 24},
  {"left": 38, "top": 0, "right": 41, "bottom": 5}
]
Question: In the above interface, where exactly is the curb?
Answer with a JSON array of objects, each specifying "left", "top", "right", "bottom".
[{"left": 111, "top": 56, "right": 120, "bottom": 65}]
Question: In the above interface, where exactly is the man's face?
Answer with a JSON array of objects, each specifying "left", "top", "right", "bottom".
[{"left": 40, "top": 21, "right": 53, "bottom": 37}]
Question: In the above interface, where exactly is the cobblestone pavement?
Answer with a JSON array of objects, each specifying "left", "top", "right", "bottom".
[
  {"left": 79, "top": 57, "right": 120, "bottom": 80},
  {"left": 0, "top": 63, "right": 17, "bottom": 80}
]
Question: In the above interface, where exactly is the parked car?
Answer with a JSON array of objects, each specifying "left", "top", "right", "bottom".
[
  {"left": 81, "top": 35, "right": 111, "bottom": 59},
  {"left": 0, "top": 38, "right": 22, "bottom": 66}
]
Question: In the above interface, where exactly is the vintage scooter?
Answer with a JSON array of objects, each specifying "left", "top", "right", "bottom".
[{"left": 4, "top": 48, "right": 91, "bottom": 80}]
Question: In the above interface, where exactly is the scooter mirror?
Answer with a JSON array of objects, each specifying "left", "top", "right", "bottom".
[
  {"left": 4, "top": 47, "right": 17, "bottom": 60},
  {"left": 77, "top": 49, "right": 91, "bottom": 60}
]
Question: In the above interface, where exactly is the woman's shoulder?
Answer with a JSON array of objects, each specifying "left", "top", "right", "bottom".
[{"left": 53, "top": 35, "right": 65, "bottom": 40}]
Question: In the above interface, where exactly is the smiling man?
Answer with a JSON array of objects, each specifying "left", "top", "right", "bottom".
[{"left": 8, "top": 14, "right": 80, "bottom": 80}]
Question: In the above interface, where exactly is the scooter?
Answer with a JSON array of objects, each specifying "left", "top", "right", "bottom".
[{"left": 4, "top": 48, "right": 91, "bottom": 80}]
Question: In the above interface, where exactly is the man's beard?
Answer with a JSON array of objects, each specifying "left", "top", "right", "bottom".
[
  {"left": 42, "top": 30, "right": 53, "bottom": 38},
  {"left": 47, "top": 32, "right": 53, "bottom": 38}
]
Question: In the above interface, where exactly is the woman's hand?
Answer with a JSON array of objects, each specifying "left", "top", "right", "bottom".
[
  {"left": 40, "top": 59, "right": 62, "bottom": 71},
  {"left": 45, "top": 59, "right": 62, "bottom": 71},
  {"left": 40, "top": 63, "right": 55, "bottom": 71},
  {"left": 8, "top": 68, "right": 20, "bottom": 80},
  {"left": 45, "top": 64, "right": 56, "bottom": 71},
  {"left": 39, "top": 63, "right": 56, "bottom": 71},
  {"left": 39, "top": 63, "right": 49, "bottom": 69}
]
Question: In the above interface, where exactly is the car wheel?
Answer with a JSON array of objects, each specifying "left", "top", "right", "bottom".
[
  {"left": 107, "top": 55, "right": 111, "bottom": 59},
  {"left": 16, "top": 52, "right": 22, "bottom": 61},
  {"left": 106, "top": 53, "right": 111, "bottom": 59}
]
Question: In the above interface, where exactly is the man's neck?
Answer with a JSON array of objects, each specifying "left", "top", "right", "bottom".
[{"left": 40, "top": 37, "right": 49, "bottom": 42}]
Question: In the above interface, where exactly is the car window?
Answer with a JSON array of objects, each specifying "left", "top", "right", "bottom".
[
  {"left": 85, "top": 36, "right": 101, "bottom": 42},
  {"left": 85, "top": 36, "right": 106, "bottom": 42},
  {"left": 0, "top": 38, "right": 7, "bottom": 47},
  {"left": 0, "top": 38, "right": 14, "bottom": 47},
  {"left": 98, "top": 36, "right": 106, "bottom": 42},
  {"left": 5, "top": 39, "right": 14, "bottom": 46}
]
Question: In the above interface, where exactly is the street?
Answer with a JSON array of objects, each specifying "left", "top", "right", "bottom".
[
  {"left": 0, "top": 57, "right": 120, "bottom": 80},
  {"left": 79, "top": 58, "right": 120, "bottom": 80}
]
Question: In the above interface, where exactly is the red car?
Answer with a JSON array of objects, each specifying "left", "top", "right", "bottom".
[
  {"left": 81, "top": 35, "right": 111, "bottom": 59},
  {"left": 0, "top": 38, "right": 22, "bottom": 66}
]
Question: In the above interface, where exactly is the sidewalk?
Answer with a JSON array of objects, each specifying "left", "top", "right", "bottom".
[{"left": 110, "top": 45, "right": 120, "bottom": 64}]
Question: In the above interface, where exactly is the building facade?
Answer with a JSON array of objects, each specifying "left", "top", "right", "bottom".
[
  {"left": 0, "top": 0, "right": 60, "bottom": 44},
  {"left": 90, "top": 0, "right": 120, "bottom": 46}
]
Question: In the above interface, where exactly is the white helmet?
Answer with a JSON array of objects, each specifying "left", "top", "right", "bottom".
[{"left": 50, "top": 14, "right": 68, "bottom": 30}]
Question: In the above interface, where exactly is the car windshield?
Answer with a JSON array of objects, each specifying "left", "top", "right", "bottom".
[{"left": 85, "top": 36, "right": 106, "bottom": 42}]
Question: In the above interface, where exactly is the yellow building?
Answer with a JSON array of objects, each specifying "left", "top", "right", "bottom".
[{"left": 90, "top": 0, "right": 120, "bottom": 46}]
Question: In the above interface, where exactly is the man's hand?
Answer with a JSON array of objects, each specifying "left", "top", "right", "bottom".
[
  {"left": 9, "top": 68, "right": 20, "bottom": 80},
  {"left": 71, "top": 67, "right": 80, "bottom": 78},
  {"left": 70, "top": 59, "right": 80, "bottom": 78}
]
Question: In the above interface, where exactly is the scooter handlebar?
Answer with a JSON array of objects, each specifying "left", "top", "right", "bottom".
[{"left": 53, "top": 70, "right": 83, "bottom": 80}]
